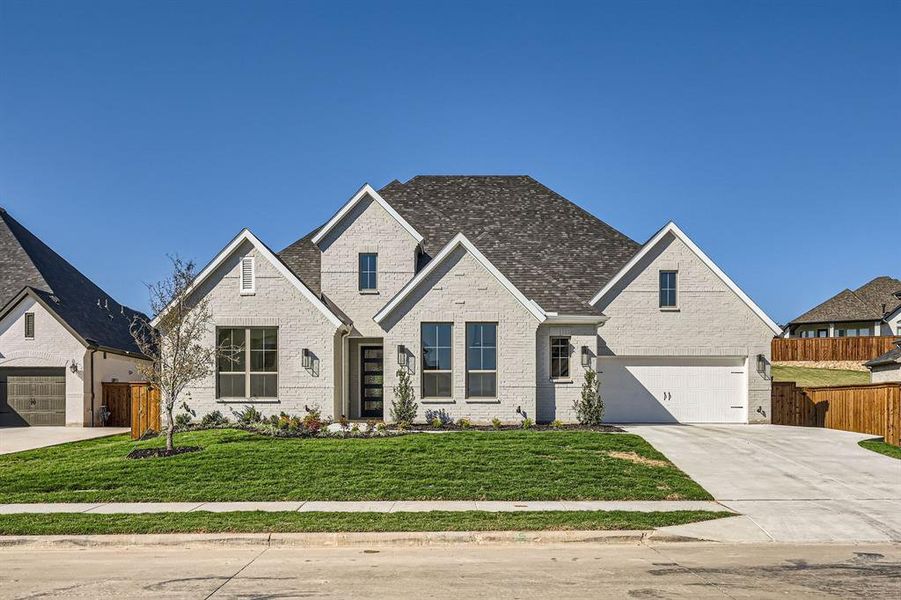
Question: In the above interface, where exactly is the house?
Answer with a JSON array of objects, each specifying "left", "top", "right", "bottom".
[
  {"left": 159, "top": 176, "right": 780, "bottom": 425},
  {"left": 0, "top": 208, "right": 149, "bottom": 426},
  {"left": 784, "top": 276, "right": 901, "bottom": 338},
  {"left": 865, "top": 341, "right": 901, "bottom": 383}
]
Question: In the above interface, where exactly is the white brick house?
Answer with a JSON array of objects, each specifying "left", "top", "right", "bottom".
[{"left": 163, "top": 176, "right": 781, "bottom": 425}]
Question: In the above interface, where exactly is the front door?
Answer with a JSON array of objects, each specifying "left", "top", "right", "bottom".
[{"left": 360, "top": 346, "right": 384, "bottom": 418}]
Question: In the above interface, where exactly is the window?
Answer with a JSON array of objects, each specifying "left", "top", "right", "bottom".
[
  {"left": 466, "top": 322, "right": 497, "bottom": 398},
  {"left": 817, "top": 329, "right": 828, "bottom": 338},
  {"left": 240, "top": 257, "right": 255, "bottom": 294},
  {"left": 24, "top": 312, "right": 35, "bottom": 339},
  {"left": 550, "top": 337, "right": 570, "bottom": 379},
  {"left": 216, "top": 327, "right": 278, "bottom": 399},
  {"left": 421, "top": 323, "right": 452, "bottom": 398},
  {"left": 659, "top": 271, "right": 677, "bottom": 308},
  {"left": 837, "top": 326, "right": 872, "bottom": 337},
  {"left": 359, "top": 253, "right": 377, "bottom": 291}
]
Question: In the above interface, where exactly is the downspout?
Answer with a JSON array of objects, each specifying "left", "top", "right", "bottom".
[
  {"left": 89, "top": 347, "right": 97, "bottom": 427},
  {"left": 340, "top": 327, "right": 351, "bottom": 420}
]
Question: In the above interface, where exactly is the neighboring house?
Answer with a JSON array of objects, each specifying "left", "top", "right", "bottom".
[
  {"left": 784, "top": 276, "right": 901, "bottom": 338},
  {"left": 0, "top": 208, "right": 149, "bottom": 426},
  {"left": 158, "top": 176, "right": 780, "bottom": 425},
  {"left": 865, "top": 341, "right": 901, "bottom": 384}
]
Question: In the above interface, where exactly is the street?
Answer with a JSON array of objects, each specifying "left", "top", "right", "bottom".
[{"left": 1, "top": 541, "right": 899, "bottom": 599}]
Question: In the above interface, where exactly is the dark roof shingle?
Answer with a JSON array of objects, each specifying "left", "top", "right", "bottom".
[{"left": 790, "top": 276, "right": 901, "bottom": 325}]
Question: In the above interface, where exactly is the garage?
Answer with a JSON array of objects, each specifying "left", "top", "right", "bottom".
[
  {"left": 599, "top": 357, "right": 748, "bottom": 423},
  {"left": 0, "top": 368, "right": 67, "bottom": 426}
]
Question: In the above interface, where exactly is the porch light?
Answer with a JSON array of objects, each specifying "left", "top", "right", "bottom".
[
  {"left": 756, "top": 354, "right": 770, "bottom": 379},
  {"left": 581, "top": 346, "right": 591, "bottom": 368},
  {"left": 302, "top": 349, "right": 311, "bottom": 369},
  {"left": 397, "top": 345, "right": 406, "bottom": 367},
  {"left": 69, "top": 361, "right": 78, "bottom": 374}
]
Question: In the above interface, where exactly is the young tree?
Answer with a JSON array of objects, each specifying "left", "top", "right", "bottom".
[
  {"left": 130, "top": 256, "right": 224, "bottom": 451},
  {"left": 391, "top": 367, "right": 418, "bottom": 428},
  {"left": 574, "top": 367, "right": 605, "bottom": 426}
]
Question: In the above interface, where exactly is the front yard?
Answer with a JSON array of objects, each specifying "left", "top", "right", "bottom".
[
  {"left": 0, "top": 429, "right": 710, "bottom": 502},
  {"left": 772, "top": 365, "right": 870, "bottom": 387}
]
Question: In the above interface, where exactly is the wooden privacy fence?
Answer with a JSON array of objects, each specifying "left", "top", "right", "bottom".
[
  {"left": 772, "top": 381, "right": 901, "bottom": 445},
  {"left": 772, "top": 336, "right": 900, "bottom": 362},
  {"left": 102, "top": 382, "right": 160, "bottom": 439}
]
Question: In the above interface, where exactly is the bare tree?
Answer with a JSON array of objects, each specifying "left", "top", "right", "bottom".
[{"left": 130, "top": 256, "right": 219, "bottom": 452}]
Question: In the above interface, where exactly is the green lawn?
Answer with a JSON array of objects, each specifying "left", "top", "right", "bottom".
[
  {"left": 859, "top": 437, "right": 901, "bottom": 460},
  {"left": 772, "top": 365, "right": 870, "bottom": 388},
  {"left": 0, "top": 510, "right": 728, "bottom": 536},
  {"left": 0, "top": 429, "right": 710, "bottom": 502}
]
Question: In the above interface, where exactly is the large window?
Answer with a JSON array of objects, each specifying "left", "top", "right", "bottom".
[
  {"left": 837, "top": 326, "right": 872, "bottom": 337},
  {"left": 217, "top": 327, "right": 278, "bottom": 399},
  {"left": 359, "top": 253, "right": 378, "bottom": 291},
  {"left": 421, "top": 323, "right": 452, "bottom": 398},
  {"left": 466, "top": 322, "right": 497, "bottom": 398},
  {"left": 659, "top": 271, "right": 677, "bottom": 308},
  {"left": 550, "top": 337, "right": 570, "bottom": 379}
]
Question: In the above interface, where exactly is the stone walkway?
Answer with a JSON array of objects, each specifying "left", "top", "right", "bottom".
[{"left": 0, "top": 500, "right": 726, "bottom": 514}]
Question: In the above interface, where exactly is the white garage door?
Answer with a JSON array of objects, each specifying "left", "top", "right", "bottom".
[{"left": 599, "top": 357, "right": 747, "bottom": 423}]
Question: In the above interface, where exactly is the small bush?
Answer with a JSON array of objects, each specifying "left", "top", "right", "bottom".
[
  {"left": 376, "top": 422, "right": 387, "bottom": 433},
  {"left": 574, "top": 368, "right": 605, "bottom": 426},
  {"left": 338, "top": 415, "right": 349, "bottom": 431},
  {"left": 268, "top": 414, "right": 280, "bottom": 427},
  {"left": 231, "top": 405, "right": 264, "bottom": 425},
  {"left": 458, "top": 417, "right": 472, "bottom": 429},
  {"left": 521, "top": 417, "right": 534, "bottom": 430},
  {"left": 391, "top": 367, "right": 418, "bottom": 427},
  {"left": 200, "top": 410, "right": 229, "bottom": 428},
  {"left": 303, "top": 406, "right": 322, "bottom": 434},
  {"left": 491, "top": 417, "right": 502, "bottom": 430},
  {"left": 430, "top": 417, "right": 443, "bottom": 429},
  {"left": 174, "top": 412, "right": 193, "bottom": 429},
  {"left": 350, "top": 423, "right": 360, "bottom": 434},
  {"left": 550, "top": 419, "right": 564, "bottom": 429},
  {"left": 365, "top": 419, "right": 377, "bottom": 433}
]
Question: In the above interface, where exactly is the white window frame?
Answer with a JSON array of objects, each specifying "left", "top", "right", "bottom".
[
  {"left": 239, "top": 257, "right": 256, "bottom": 295},
  {"left": 466, "top": 322, "right": 498, "bottom": 399},
  {"left": 659, "top": 270, "right": 678, "bottom": 310},
  {"left": 550, "top": 336, "right": 571, "bottom": 380},
  {"left": 359, "top": 252, "right": 378, "bottom": 292},
  {"left": 216, "top": 326, "right": 278, "bottom": 400},
  {"left": 421, "top": 322, "right": 453, "bottom": 399},
  {"left": 24, "top": 312, "right": 35, "bottom": 339}
]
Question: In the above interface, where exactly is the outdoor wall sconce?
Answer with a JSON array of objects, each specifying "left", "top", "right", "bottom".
[
  {"left": 302, "top": 349, "right": 311, "bottom": 369},
  {"left": 581, "top": 346, "right": 591, "bottom": 368},
  {"left": 397, "top": 345, "right": 406, "bottom": 367},
  {"left": 756, "top": 354, "right": 770, "bottom": 379},
  {"left": 69, "top": 361, "right": 78, "bottom": 374}
]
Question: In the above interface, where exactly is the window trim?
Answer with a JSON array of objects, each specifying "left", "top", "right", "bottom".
[
  {"left": 421, "top": 322, "right": 453, "bottom": 399},
  {"left": 24, "top": 312, "right": 35, "bottom": 339},
  {"left": 466, "top": 322, "right": 498, "bottom": 399},
  {"left": 549, "top": 336, "right": 571, "bottom": 381},
  {"left": 239, "top": 257, "right": 256, "bottom": 295},
  {"left": 216, "top": 326, "right": 279, "bottom": 400},
  {"left": 358, "top": 252, "right": 378, "bottom": 292},
  {"left": 659, "top": 270, "right": 678, "bottom": 310}
]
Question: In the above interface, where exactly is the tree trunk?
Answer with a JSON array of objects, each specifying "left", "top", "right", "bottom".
[{"left": 166, "top": 407, "right": 175, "bottom": 451}]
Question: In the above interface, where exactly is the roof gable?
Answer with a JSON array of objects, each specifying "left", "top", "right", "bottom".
[
  {"left": 311, "top": 184, "right": 423, "bottom": 247},
  {"left": 151, "top": 229, "right": 345, "bottom": 329},
  {"left": 374, "top": 233, "right": 547, "bottom": 325},
  {"left": 789, "top": 276, "right": 901, "bottom": 325},
  {"left": 590, "top": 221, "right": 782, "bottom": 336}
]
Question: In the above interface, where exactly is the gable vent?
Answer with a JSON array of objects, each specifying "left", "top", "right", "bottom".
[{"left": 240, "top": 256, "right": 255, "bottom": 294}]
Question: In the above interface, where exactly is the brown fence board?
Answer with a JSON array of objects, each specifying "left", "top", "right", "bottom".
[
  {"left": 771, "top": 381, "right": 901, "bottom": 445},
  {"left": 772, "top": 336, "right": 900, "bottom": 362},
  {"left": 130, "top": 384, "right": 161, "bottom": 440}
]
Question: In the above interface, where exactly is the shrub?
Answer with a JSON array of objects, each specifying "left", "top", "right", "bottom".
[
  {"left": 521, "top": 417, "right": 534, "bottom": 430},
  {"left": 365, "top": 419, "right": 377, "bottom": 433},
  {"left": 574, "top": 368, "right": 604, "bottom": 426},
  {"left": 231, "top": 405, "right": 264, "bottom": 425},
  {"left": 391, "top": 367, "right": 418, "bottom": 427},
  {"left": 351, "top": 423, "right": 360, "bottom": 434},
  {"left": 376, "top": 422, "right": 387, "bottom": 433},
  {"left": 303, "top": 405, "right": 322, "bottom": 434},
  {"left": 200, "top": 410, "right": 229, "bottom": 428},
  {"left": 430, "top": 417, "right": 443, "bottom": 429},
  {"left": 550, "top": 419, "right": 564, "bottom": 429},
  {"left": 458, "top": 417, "right": 472, "bottom": 429},
  {"left": 491, "top": 417, "right": 502, "bottom": 430},
  {"left": 268, "top": 414, "right": 280, "bottom": 427},
  {"left": 338, "top": 415, "right": 349, "bottom": 431},
  {"left": 174, "top": 412, "right": 193, "bottom": 429}
]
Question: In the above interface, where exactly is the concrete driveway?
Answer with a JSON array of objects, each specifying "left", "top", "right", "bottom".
[
  {"left": 627, "top": 425, "right": 901, "bottom": 543},
  {"left": 0, "top": 427, "right": 129, "bottom": 454}
]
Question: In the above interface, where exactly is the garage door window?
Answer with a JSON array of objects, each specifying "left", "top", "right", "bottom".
[{"left": 659, "top": 271, "right": 678, "bottom": 308}]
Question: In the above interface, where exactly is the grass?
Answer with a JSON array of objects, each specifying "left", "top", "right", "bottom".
[
  {"left": 858, "top": 437, "right": 901, "bottom": 460},
  {"left": 0, "top": 429, "right": 710, "bottom": 502},
  {"left": 0, "top": 510, "right": 728, "bottom": 536},
  {"left": 772, "top": 365, "right": 870, "bottom": 388}
]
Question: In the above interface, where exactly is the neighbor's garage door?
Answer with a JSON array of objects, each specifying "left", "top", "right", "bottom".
[
  {"left": 599, "top": 357, "right": 747, "bottom": 423},
  {"left": 0, "top": 368, "right": 67, "bottom": 426}
]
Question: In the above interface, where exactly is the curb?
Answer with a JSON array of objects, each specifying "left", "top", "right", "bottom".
[{"left": 0, "top": 529, "right": 707, "bottom": 548}]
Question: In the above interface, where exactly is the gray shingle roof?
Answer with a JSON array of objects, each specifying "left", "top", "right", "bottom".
[
  {"left": 789, "top": 276, "right": 901, "bottom": 325},
  {"left": 865, "top": 341, "right": 901, "bottom": 368},
  {"left": 280, "top": 176, "right": 640, "bottom": 315},
  {"left": 0, "top": 208, "right": 146, "bottom": 355}
]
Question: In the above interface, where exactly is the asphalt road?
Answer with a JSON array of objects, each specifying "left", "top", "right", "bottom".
[{"left": 2, "top": 541, "right": 899, "bottom": 599}]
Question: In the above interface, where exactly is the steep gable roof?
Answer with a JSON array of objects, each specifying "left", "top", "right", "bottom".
[
  {"left": 0, "top": 208, "right": 146, "bottom": 356},
  {"left": 789, "top": 276, "right": 901, "bottom": 325}
]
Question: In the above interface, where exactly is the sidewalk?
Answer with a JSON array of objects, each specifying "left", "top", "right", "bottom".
[{"left": 0, "top": 500, "right": 727, "bottom": 514}]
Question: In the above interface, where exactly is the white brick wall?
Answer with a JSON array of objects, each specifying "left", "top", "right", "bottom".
[
  {"left": 536, "top": 323, "right": 598, "bottom": 422},
  {"left": 593, "top": 232, "right": 775, "bottom": 423},
  {"left": 179, "top": 240, "right": 342, "bottom": 421},
  {"left": 381, "top": 246, "right": 541, "bottom": 424},
  {"left": 870, "top": 365, "right": 901, "bottom": 384}
]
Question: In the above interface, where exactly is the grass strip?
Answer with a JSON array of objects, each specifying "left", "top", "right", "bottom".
[{"left": 858, "top": 437, "right": 901, "bottom": 460}]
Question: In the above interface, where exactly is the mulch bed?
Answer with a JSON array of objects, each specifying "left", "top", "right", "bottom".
[
  {"left": 127, "top": 446, "right": 202, "bottom": 460},
  {"left": 408, "top": 424, "right": 625, "bottom": 433}
]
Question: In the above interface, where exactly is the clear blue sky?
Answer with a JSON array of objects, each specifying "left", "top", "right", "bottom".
[{"left": 1, "top": 0, "right": 898, "bottom": 322}]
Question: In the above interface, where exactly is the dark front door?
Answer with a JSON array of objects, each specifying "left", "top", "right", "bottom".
[{"left": 360, "top": 346, "right": 384, "bottom": 418}]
